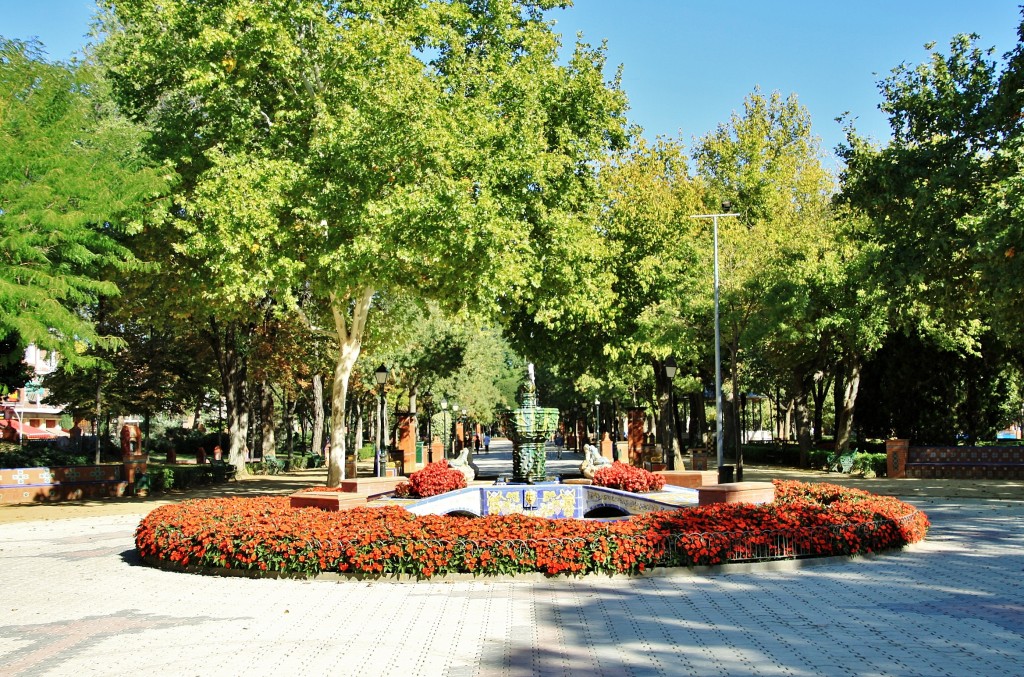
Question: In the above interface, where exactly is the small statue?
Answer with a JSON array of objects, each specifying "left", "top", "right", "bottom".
[
  {"left": 449, "top": 447, "right": 476, "bottom": 482},
  {"left": 580, "top": 443, "right": 612, "bottom": 479}
]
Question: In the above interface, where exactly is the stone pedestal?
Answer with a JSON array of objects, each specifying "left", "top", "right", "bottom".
[
  {"left": 428, "top": 440, "right": 443, "bottom": 464},
  {"left": 655, "top": 470, "right": 718, "bottom": 489},
  {"left": 886, "top": 438, "right": 909, "bottom": 478},
  {"left": 697, "top": 481, "right": 775, "bottom": 505},
  {"left": 600, "top": 433, "right": 613, "bottom": 462},
  {"left": 627, "top": 408, "right": 645, "bottom": 466},
  {"left": 290, "top": 476, "right": 408, "bottom": 511}
]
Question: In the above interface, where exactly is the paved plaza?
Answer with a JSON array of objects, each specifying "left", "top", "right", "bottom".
[{"left": 1, "top": 444, "right": 1022, "bottom": 676}]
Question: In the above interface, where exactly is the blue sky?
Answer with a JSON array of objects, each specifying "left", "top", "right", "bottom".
[{"left": 4, "top": 0, "right": 1021, "bottom": 164}]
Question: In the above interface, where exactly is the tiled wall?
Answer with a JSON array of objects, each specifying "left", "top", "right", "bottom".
[
  {"left": 0, "top": 465, "right": 128, "bottom": 504},
  {"left": 904, "top": 445, "right": 1024, "bottom": 479}
]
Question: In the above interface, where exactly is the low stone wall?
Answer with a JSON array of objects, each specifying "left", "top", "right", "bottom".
[
  {"left": 887, "top": 439, "right": 1024, "bottom": 479},
  {"left": 0, "top": 465, "right": 129, "bottom": 504}
]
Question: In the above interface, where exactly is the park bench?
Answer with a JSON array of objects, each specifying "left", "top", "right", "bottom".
[
  {"left": 209, "top": 459, "right": 237, "bottom": 482},
  {"left": 828, "top": 453, "right": 855, "bottom": 474},
  {"left": 904, "top": 445, "right": 1024, "bottom": 479}
]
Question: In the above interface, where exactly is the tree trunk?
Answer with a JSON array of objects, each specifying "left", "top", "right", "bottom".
[
  {"left": 791, "top": 372, "right": 813, "bottom": 467},
  {"left": 209, "top": 318, "right": 251, "bottom": 478},
  {"left": 283, "top": 395, "right": 295, "bottom": 458},
  {"left": 833, "top": 356, "right": 862, "bottom": 454},
  {"left": 326, "top": 288, "right": 374, "bottom": 486},
  {"left": 722, "top": 394, "right": 736, "bottom": 459},
  {"left": 409, "top": 384, "right": 418, "bottom": 455},
  {"left": 672, "top": 392, "right": 686, "bottom": 452},
  {"left": 687, "top": 392, "right": 707, "bottom": 446},
  {"left": 354, "top": 399, "right": 364, "bottom": 458},
  {"left": 191, "top": 396, "right": 204, "bottom": 429},
  {"left": 730, "top": 340, "right": 742, "bottom": 471},
  {"left": 311, "top": 374, "right": 325, "bottom": 459},
  {"left": 812, "top": 373, "right": 832, "bottom": 446},
  {"left": 94, "top": 377, "right": 103, "bottom": 464},
  {"left": 260, "top": 379, "right": 276, "bottom": 459},
  {"left": 652, "top": 358, "right": 675, "bottom": 467}
]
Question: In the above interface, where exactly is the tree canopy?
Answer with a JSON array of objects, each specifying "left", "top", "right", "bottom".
[
  {"left": 99, "top": 0, "right": 629, "bottom": 483},
  {"left": 0, "top": 38, "right": 166, "bottom": 367}
]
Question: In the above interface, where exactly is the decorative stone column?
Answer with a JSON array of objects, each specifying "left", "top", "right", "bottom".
[
  {"left": 120, "top": 424, "right": 146, "bottom": 495},
  {"left": 600, "top": 432, "right": 613, "bottom": 462},
  {"left": 455, "top": 421, "right": 465, "bottom": 452},
  {"left": 886, "top": 438, "right": 909, "bottom": 479},
  {"left": 627, "top": 408, "right": 646, "bottom": 466},
  {"left": 396, "top": 412, "right": 416, "bottom": 473}
]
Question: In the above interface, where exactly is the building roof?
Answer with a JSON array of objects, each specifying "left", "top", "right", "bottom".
[{"left": 0, "top": 419, "right": 60, "bottom": 440}]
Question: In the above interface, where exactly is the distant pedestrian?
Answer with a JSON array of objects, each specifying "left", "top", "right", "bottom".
[
  {"left": 554, "top": 433, "right": 564, "bottom": 459},
  {"left": 483, "top": 433, "right": 490, "bottom": 453}
]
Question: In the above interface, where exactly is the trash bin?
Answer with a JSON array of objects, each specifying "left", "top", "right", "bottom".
[{"left": 718, "top": 465, "right": 734, "bottom": 484}]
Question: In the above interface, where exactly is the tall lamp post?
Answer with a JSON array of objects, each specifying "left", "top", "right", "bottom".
[
  {"left": 594, "top": 397, "right": 600, "bottom": 445},
  {"left": 664, "top": 355, "right": 678, "bottom": 470},
  {"left": 440, "top": 398, "right": 450, "bottom": 458},
  {"left": 374, "top": 364, "right": 389, "bottom": 477},
  {"left": 692, "top": 201, "right": 741, "bottom": 484},
  {"left": 450, "top": 399, "right": 462, "bottom": 456},
  {"left": 423, "top": 392, "right": 434, "bottom": 464}
]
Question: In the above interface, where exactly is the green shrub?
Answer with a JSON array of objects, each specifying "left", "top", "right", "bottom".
[
  {"left": 358, "top": 444, "right": 375, "bottom": 460},
  {"left": 737, "top": 444, "right": 833, "bottom": 470},
  {"left": 146, "top": 463, "right": 235, "bottom": 491},
  {"left": 852, "top": 452, "right": 887, "bottom": 477},
  {"left": 147, "top": 467, "right": 176, "bottom": 492},
  {"left": 246, "top": 458, "right": 285, "bottom": 475},
  {"left": 0, "top": 445, "right": 89, "bottom": 468}
]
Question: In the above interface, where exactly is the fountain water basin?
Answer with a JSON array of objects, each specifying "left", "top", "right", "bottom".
[{"left": 400, "top": 483, "right": 698, "bottom": 519}]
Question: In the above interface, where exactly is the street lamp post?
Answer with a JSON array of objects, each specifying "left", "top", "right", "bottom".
[
  {"left": 423, "top": 392, "right": 433, "bottom": 464},
  {"left": 664, "top": 355, "right": 678, "bottom": 470},
  {"left": 374, "top": 364, "right": 389, "bottom": 477},
  {"left": 692, "top": 201, "right": 740, "bottom": 484},
  {"left": 461, "top": 408, "right": 468, "bottom": 453},
  {"left": 594, "top": 397, "right": 600, "bottom": 446},
  {"left": 440, "top": 398, "right": 450, "bottom": 458}
]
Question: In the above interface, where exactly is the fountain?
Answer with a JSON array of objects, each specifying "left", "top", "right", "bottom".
[{"left": 501, "top": 364, "right": 560, "bottom": 483}]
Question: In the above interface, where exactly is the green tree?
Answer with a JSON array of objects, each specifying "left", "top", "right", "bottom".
[
  {"left": 0, "top": 38, "right": 166, "bottom": 366},
  {"left": 838, "top": 24, "right": 1024, "bottom": 442},
  {"left": 839, "top": 32, "right": 1002, "bottom": 353},
  {"left": 692, "top": 89, "right": 835, "bottom": 465},
  {"left": 99, "top": 0, "right": 628, "bottom": 485}
]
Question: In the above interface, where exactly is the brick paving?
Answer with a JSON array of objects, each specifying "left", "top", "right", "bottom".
[{"left": 1, "top": 441, "right": 1022, "bottom": 676}]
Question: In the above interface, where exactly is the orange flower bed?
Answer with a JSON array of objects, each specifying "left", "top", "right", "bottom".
[
  {"left": 593, "top": 461, "right": 666, "bottom": 492},
  {"left": 393, "top": 460, "right": 467, "bottom": 498},
  {"left": 135, "top": 480, "right": 928, "bottom": 579}
]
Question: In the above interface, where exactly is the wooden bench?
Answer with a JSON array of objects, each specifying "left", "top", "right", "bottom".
[
  {"left": 209, "top": 459, "right": 237, "bottom": 482},
  {"left": 904, "top": 445, "right": 1024, "bottom": 479},
  {"left": 828, "top": 453, "right": 855, "bottom": 474}
]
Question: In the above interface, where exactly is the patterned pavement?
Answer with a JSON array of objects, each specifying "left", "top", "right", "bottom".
[{"left": 1, "top": 444, "right": 1022, "bottom": 676}]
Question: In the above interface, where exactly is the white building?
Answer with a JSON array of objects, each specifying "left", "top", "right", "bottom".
[{"left": 1, "top": 345, "right": 67, "bottom": 440}]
